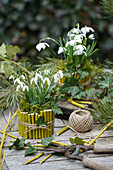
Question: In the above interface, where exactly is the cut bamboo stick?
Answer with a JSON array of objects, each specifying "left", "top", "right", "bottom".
[
  {"left": 40, "top": 111, "right": 44, "bottom": 139},
  {"left": 49, "top": 109, "right": 53, "bottom": 136},
  {"left": 56, "top": 126, "right": 69, "bottom": 136},
  {"left": 35, "top": 113, "right": 38, "bottom": 139},
  {"left": 28, "top": 114, "right": 32, "bottom": 139},
  {"left": 44, "top": 110, "right": 47, "bottom": 138},
  {"left": 40, "top": 153, "right": 52, "bottom": 164},
  {"left": 23, "top": 112, "right": 28, "bottom": 139},
  {"left": 46, "top": 110, "right": 50, "bottom": 137},
  {"left": 31, "top": 113, "right": 35, "bottom": 139},
  {"left": 0, "top": 131, "right": 17, "bottom": 139},
  {"left": 25, "top": 152, "right": 44, "bottom": 165},
  {"left": 38, "top": 114, "right": 41, "bottom": 139}
]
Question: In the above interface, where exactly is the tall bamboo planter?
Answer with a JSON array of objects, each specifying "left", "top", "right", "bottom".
[{"left": 18, "top": 109, "right": 55, "bottom": 139}]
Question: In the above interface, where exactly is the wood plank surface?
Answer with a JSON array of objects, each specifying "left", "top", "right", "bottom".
[{"left": 1, "top": 106, "right": 113, "bottom": 170}]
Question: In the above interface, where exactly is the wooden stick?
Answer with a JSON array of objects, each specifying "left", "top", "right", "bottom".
[
  {"left": 25, "top": 152, "right": 44, "bottom": 165},
  {"left": 0, "top": 130, "right": 17, "bottom": 139},
  {"left": 56, "top": 126, "right": 69, "bottom": 136},
  {"left": 0, "top": 110, "right": 18, "bottom": 170},
  {"left": 40, "top": 153, "right": 52, "bottom": 164}
]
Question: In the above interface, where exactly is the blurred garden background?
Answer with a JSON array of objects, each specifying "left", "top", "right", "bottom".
[{"left": 0, "top": 0, "right": 113, "bottom": 64}]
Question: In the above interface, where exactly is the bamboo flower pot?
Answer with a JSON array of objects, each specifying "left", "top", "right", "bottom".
[
  {"left": 59, "top": 73, "right": 90, "bottom": 90},
  {"left": 18, "top": 109, "right": 55, "bottom": 139}
]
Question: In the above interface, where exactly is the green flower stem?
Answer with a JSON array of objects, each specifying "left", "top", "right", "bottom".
[
  {"left": 40, "top": 37, "right": 60, "bottom": 46},
  {"left": 0, "top": 55, "right": 32, "bottom": 75}
]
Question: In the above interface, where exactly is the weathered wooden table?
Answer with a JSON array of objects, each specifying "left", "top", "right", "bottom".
[{"left": 1, "top": 105, "right": 113, "bottom": 170}]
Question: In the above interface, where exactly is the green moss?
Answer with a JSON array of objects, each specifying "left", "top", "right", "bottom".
[{"left": 19, "top": 99, "right": 51, "bottom": 114}]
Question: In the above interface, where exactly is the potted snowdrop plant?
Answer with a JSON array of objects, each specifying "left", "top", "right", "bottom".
[
  {"left": 9, "top": 70, "right": 63, "bottom": 139},
  {"left": 36, "top": 23, "right": 99, "bottom": 99}
]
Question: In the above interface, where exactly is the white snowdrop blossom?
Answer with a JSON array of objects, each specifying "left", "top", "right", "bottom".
[
  {"left": 57, "top": 47, "right": 66, "bottom": 54},
  {"left": 54, "top": 70, "right": 63, "bottom": 83},
  {"left": 73, "top": 45, "right": 87, "bottom": 56},
  {"left": 73, "top": 34, "right": 84, "bottom": 43},
  {"left": 57, "top": 70, "right": 63, "bottom": 78},
  {"left": 14, "top": 78, "right": 21, "bottom": 84},
  {"left": 23, "top": 85, "right": 29, "bottom": 91},
  {"left": 44, "top": 69, "right": 50, "bottom": 75},
  {"left": 54, "top": 74, "right": 60, "bottom": 83},
  {"left": 81, "top": 26, "right": 94, "bottom": 34},
  {"left": 35, "top": 72, "right": 43, "bottom": 81},
  {"left": 89, "top": 34, "right": 95, "bottom": 40},
  {"left": 66, "top": 40, "right": 76, "bottom": 47},
  {"left": 16, "top": 85, "right": 21, "bottom": 91},
  {"left": 21, "top": 75, "right": 25, "bottom": 80},
  {"left": 30, "top": 77, "right": 38, "bottom": 85},
  {"left": 43, "top": 77, "right": 50, "bottom": 86},
  {"left": 36, "top": 42, "right": 49, "bottom": 51},
  {"left": 19, "top": 81, "right": 25, "bottom": 88},
  {"left": 9, "top": 75, "right": 14, "bottom": 80}
]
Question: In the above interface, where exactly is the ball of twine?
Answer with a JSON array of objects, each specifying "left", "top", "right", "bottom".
[{"left": 69, "top": 109, "right": 93, "bottom": 133}]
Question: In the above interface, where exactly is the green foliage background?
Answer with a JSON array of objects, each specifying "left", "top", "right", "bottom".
[{"left": 0, "top": 0, "right": 113, "bottom": 64}]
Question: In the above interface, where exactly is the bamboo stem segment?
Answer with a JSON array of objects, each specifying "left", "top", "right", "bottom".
[
  {"left": 25, "top": 152, "right": 44, "bottom": 165},
  {"left": 40, "top": 153, "right": 52, "bottom": 164},
  {"left": 56, "top": 126, "right": 69, "bottom": 136}
]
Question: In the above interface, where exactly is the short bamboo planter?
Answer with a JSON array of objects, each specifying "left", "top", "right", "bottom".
[
  {"left": 59, "top": 73, "right": 90, "bottom": 90},
  {"left": 18, "top": 109, "right": 55, "bottom": 139}
]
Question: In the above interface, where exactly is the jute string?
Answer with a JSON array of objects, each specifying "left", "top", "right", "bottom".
[
  {"left": 69, "top": 109, "right": 93, "bottom": 133},
  {"left": 18, "top": 119, "right": 54, "bottom": 133}
]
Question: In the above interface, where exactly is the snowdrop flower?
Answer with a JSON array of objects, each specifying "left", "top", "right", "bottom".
[
  {"left": 43, "top": 77, "right": 50, "bottom": 86},
  {"left": 19, "top": 81, "right": 25, "bottom": 88},
  {"left": 54, "top": 74, "right": 60, "bottom": 83},
  {"left": 67, "top": 27, "right": 80, "bottom": 37},
  {"left": 57, "top": 47, "right": 66, "bottom": 54},
  {"left": 66, "top": 40, "right": 76, "bottom": 47},
  {"left": 9, "top": 75, "right": 14, "bottom": 80},
  {"left": 16, "top": 85, "right": 21, "bottom": 91},
  {"left": 57, "top": 70, "right": 63, "bottom": 78},
  {"left": 35, "top": 72, "right": 43, "bottom": 81},
  {"left": 73, "top": 45, "right": 87, "bottom": 56},
  {"left": 44, "top": 69, "right": 50, "bottom": 75},
  {"left": 74, "top": 45, "right": 86, "bottom": 51},
  {"left": 21, "top": 75, "right": 25, "bottom": 80},
  {"left": 22, "top": 85, "right": 29, "bottom": 91},
  {"left": 14, "top": 78, "right": 20, "bottom": 84},
  {"left": 30, "top": 77, "right": 37, "bottom": 85},
  {"left": 74, "top": 34, "right": 84, "bottom": 43},
  {"left": 81, "top": 26, "right": 94, "bottom": 34},
  {"left": 89, "top": 34, "right": 95, "bottom": 40},
  {"left": 36, "top": 42, "right": 49, "bottom": 51}
]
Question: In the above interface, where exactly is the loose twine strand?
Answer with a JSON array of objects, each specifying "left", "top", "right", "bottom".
[{"left": 18, "top": 119, "right": 54, "bottom": 133}]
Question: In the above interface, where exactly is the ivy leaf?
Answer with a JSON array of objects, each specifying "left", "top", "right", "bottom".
[
  {"left": 74, "top": 137, "right": 84, "bottom": 145},
  {"left": 0, "top": 43, "right": 6, "bottom": 57},
  {"left": 69, "top": 137, "right": 75, "bottom": 144},
  {"left": 59, "top": 84, "right": 80, "bottom": 97},
  {"left": 36, "top": 116, "right": 47, "bottom": 127},
  {"left": 6, "top": 45, "right": 20, "bottom": 59},
  {"left": 77, "top": 70, "right": 89, "bottom": 79},
  {"left": 42, "top": 136, "right": 54, "bottom": 146},
  {"left": 52, "top": 106, "right": 63, "bottom": 114},
  {"left": 9, "top": 138, "right": 26, "bottom": 150},
  {"left": 25, "top": 143, "right": 37, "bottom": 157},
  {"left": 98, "top": 76, "right": 113, "bottom": 89},
  {"left": 4, "top": 61, "right": 13, "bottom": 78}
]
